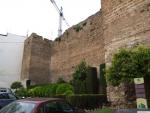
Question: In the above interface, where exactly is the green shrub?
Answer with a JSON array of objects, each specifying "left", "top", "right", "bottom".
[
  {"left": 28, "top": 84, "right": 59, "bottom": 97},
  {"left": 11, "top": 81, "right": 23, "bottom": 90},
  {"left": 72, "top": 60, "right": 99, "bottom": 94},
  {"left": 57, "top": 77, "right": 66, "bottom": 84},
  {"left": 87, "top": 108, "right": 112, "bottom": 113},
  {"left": 56, "top": 83, "right": 74, "bottom": 95},
  {"left": 66, "top": 94, "right": 107, "bottom": 110},
  {"left": 99, "top": 64, "right": 107, "bottom": 94},
  {"left": 72, "top": 60, "right": 89, "bottom": 94},
  {"left": 73, "top": 60, "right": 89, "bottom": 81},
  {"left": 73, "top": 24, "right": 82, "bottom": 32},
  {"left": 106, "top": 45, "right": 150, "bottom": 86},
  {"left": 15, "top": 88, "right": 28, "bottom": 97},
  {"left": 86, "top": 67, "right": 99, "bottom": 94},
  {"left": 27, "top": 83, "right": 74, "bottom": 97},
  {"left": 73, "top": 80, "right": 87, "bottom": 94},
  {"left": 64, "top": 90, "right": 74, "bottom": 96}
]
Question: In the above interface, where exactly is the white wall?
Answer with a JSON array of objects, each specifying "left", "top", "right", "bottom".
[{"left": 0, "top": 33, "right": 26, "bottom": 88}]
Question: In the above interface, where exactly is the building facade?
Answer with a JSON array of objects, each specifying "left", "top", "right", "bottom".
[{"left": 0, "top": 33, "right": 26, "bottom": 87}]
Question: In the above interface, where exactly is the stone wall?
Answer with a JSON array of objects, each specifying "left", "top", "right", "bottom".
[
  {"left": 50, "top": 11, "right": 105, "bottom": 82},
  {"left": 102, "top": 0, "right": 150, "bottom": 64},
  {"left": 102, "top": 0, "right": 150, "bottom": 107},
  {"left": 21, "top": 0, "right": 150, "bottom": 107},
  {"left": 21, "top": 33, "right": 51, "bottom": 85}
]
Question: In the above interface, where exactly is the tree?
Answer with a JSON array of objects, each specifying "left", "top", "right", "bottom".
[
  {"left": 106, "top": 45, "right": 150, "bottom": 86},
  {"left": 11, "top": 81, "right": 23, "bottom": 90},
  {"left": 73, "top": 60, "right": 89, "bottom": 81},
  {"left": 72, "top": 60, "right": 89, "bottom": 94},
  {"left": 72, "top": 60, "right": 99, "bottom": 94}
]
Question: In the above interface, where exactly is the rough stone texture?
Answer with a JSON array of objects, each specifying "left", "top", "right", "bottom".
[
  {"left": 50, "top": 11, "right": 105, "bottom": 82},
  {"left": 102, "top": 0, "right": 150, "bottom": 107},
  {"left": 102, "top": 0, "right": 150, "bottom": 64},
  {"left": 21, "top": 33, "right": 51, "bottom": 85},
  {"left": 21, "top": 0, "right": 150, "bottom": 107},
  {"left": 107, "top": 83, "right": 136, "bottom": 108}
]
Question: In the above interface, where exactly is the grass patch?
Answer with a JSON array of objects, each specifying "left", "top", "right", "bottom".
[{"left": 87, "top": 108, "right": 112, "bottom": 113}]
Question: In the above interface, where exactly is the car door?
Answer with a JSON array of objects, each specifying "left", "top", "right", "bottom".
[
  {"left": 0, "top": 93, "right": 17, "bottom": 108},
  {"left": 37, "top": 101, "right": 60, "bottom": 113},
  {"left": 37, "top": 100, "right": 74, "bottom": 113},
  {"left": 56, "top": 101, "right": 74, "bottom": 113}
]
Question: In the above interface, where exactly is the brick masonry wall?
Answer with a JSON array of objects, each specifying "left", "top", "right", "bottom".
[
  {"left": 102, "top": 0, "right": 150, "bottom": 64},
  {"left": 21, "top": 33, "right": 51, "bottom": 85},
  {"left": 21, "top": 0, "right": 150, "bottom": 106},
  {"left": 50, "top": 11, "right": 105, "bottom": 82},
  {"left": 102, "top": 0, "right": 150, "bottom": 106}
]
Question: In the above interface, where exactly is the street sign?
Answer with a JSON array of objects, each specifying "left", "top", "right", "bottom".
[
  {"left": 137, "top": 98, "right": 148, "bottom": 109},
  {"left": 134, "top": 77, "right": 148, "bottom": 109},
  {"left": 134, "top": 78, "right": 144, "bottom": 84}
]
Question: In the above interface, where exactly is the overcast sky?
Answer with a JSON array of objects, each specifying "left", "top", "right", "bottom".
[{"left": 0, "top": 0, "right": 101, "bottom": 40}]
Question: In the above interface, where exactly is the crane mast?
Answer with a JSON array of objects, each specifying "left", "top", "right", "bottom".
[
  {"left": 58, "top": 7, "right": 63, "bottom": 36},
  {"left": 50, "top": 0, "right": 69, "bottom": 37}
]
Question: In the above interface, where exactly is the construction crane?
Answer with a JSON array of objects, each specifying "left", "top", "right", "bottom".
[{"left": 50, "top": 0, "right": 69, "bottom": 37}]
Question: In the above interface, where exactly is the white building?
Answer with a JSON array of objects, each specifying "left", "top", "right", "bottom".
[{"left": 0, "top": 33, "right": 26, "bottom": 88}]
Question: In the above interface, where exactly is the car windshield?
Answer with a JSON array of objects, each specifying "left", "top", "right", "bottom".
[{"left": 0, "top": 101, "right": 36, "bottom": 113}]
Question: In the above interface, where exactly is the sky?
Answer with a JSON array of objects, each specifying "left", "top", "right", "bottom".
[{"left": 0, "top": 0, "right": 101, "bottom": 40}]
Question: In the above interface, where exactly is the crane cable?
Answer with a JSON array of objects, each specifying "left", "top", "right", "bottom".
[{"left": 50, "top": 0, "right": 70, "bottom": 27}]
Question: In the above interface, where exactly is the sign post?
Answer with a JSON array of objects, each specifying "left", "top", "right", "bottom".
[{"left": 134, "top": 78, "right": 148, "bottom": 109}]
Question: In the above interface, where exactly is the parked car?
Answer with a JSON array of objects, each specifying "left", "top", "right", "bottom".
[
  {"left": 0, "top": 98, "right": 86, "bottom": 113},
  {"left": 0, "top": 92, "right": 17, "bottom": 109},
  {"left": 0, "top": 88, "right": 13, "bottom": 93}
]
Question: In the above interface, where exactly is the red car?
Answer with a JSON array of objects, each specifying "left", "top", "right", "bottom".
[{"left": 0, "top": 98, "right": 86, "bottom": 113}]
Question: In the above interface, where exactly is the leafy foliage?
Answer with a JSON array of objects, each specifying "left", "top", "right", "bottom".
[
  {"left": 99, "top": 64, "right": 107, "bottom": 94},
  {"left": 86, "top": 67, "right": 99, "bottom": 94},
  {"left": 56, "top": 83, "right": 74, "bottom": 95},
  {"left": 72, "top": 60, "right": 89, "bottom": 94},
  {"left": 73, "top": 24, "right": 83, "bottom": 32},
  {"left": 73, "top": 60, "right": 89, "bottom": 81},
  {"left": 106, "top": 45, "right": 150, "bottom": 86},
  {"left": 66, "top": 94, "right": 107, "bottom": 109},
  {"left": 28, "top": 84, "right": 58, "bottom": 97},
  {"left": 72, "top": 60, "right": 99, "bottom": 94},
  {"left": 11, "top": 81, "right": 23, "bottom": 90},
  {"left": 27, "top": 83, "right": 74, "bottom": 97},
  {"left": 15, "top": 88, "right": 28, "bottom": 97},
  {"left": 56, "top": 77, "right": 66, "bottom": 84},
  {"left": 87, "top": 108, "right": 112, "bottom": 113}
]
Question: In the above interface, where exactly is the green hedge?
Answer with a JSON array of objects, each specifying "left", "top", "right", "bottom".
[
  {"left": 86, "top": 67, "right": 99, "bottom": 94},
  {"left": 27, "top": 83, "right": 74, "bottom": 97},
  {"left": 72, "top": 66, "right": 99, "bottom": 94},
  {"left": 66, "top": 94, "right": 107, "bottom": 109}
]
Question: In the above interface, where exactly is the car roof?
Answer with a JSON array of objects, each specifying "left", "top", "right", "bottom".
[
  {"left": 17, "top": 98, "right": 63, "bottom": 104},
  {"left": 0, "top": 92, "right": 11, "bottom": 94}
]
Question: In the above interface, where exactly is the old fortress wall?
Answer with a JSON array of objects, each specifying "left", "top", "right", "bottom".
[
  {"left": 21, "top": 34, "right": 51, "bottom": 84},
  {"left": 102, "top": 0, "right": 150, "bottom": 104},
  {"left": 102, "top": 0, "right": 150, "bottom": 64},
  {"left": 21, "top": 0, "right": 150, "bottom": 103},
  {"left": 50, "top": 11, "right": 104, "bottom": 82},
  {"left": 21, "top": 11, "right": 105, "bottom": 84}
]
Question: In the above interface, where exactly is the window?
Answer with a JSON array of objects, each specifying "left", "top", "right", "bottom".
[
  {"left": 57, "top": 101, "right": 73, "bottom": 112},
  {"left": 37, "top": 106, "right": 44, "bottom": 113},
  {"left": 8, "top": 93, "right": 17, "bottom": 99},
  {"left": 0, "top": 93, "right": 9, "bottom": 99},
  {"left": 0, "top": 102, "right": 36, "bottom": 113},
  {"left": 45, "top": 101, "right": 58, "bottom": 113}
]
